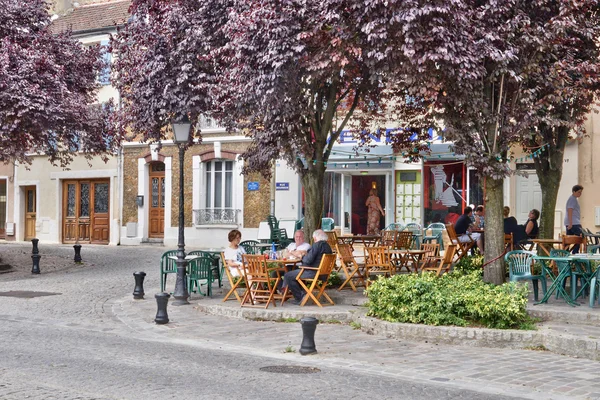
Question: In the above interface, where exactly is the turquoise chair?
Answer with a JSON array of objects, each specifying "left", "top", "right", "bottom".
[
  {"left": 505, "top": 250, "right": 546, "bottom": 301},
  {"left": 322, "top": 217, "right": 334, "bottom": 231},
  {"left": 385, "top": 223, "right": 404, "bottom": 232},
  {"left": 187, "top": 256, "right": 214, "bottom": 296},
  {"left": 404, "top": 223, "right": 422, "bottom": 249},
  {"left": 422, "top": 223, "right": 446, "bottom": 251},
  {"left": 585, "top": 246, "right": 600, "bottom": 307},
  {"left": 240, "top": 240, "right": 260, "bottom": 255},
  {"left": 159, "top": 250, "right": 178, "bottom": 292}
]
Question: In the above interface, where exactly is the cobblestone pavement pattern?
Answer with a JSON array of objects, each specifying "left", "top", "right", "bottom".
[{"left": 1, "top": 242, "right": 600, "bottom": 399}]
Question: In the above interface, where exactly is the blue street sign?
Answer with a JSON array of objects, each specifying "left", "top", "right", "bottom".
[
  {"left": 275, "top": 182, "right": 289, "bottom": 191},
  {"left": 247, "top": 182, "right": 260, "bottom": 191}
]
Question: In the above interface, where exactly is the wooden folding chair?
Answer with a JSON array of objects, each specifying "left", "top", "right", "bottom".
[
  {"left": 416, "top": 243, "right": 440, "bottom": 272},
  {"left": 562, "top": 235, "right": 585, "bottom": 253},
  {"left": 221, "top": 252, "right": 245, "bottom": 303},
  {"left": 336, "top": 243, "right": 366, "bottom": 291},
  {"left": 504, "top": 233, "right": 514, "bottom": 252},
  {"left": 364, "top": 246, "right": 394, "bottom": 287},
  {"left": 421, "top": 245, "right": 457, "bottom": 276},
  {"left": 446, "top": 224, "right": 474, "bottom": 261},
  {"left": 296, "top": 253, "right": 337, "bottom": 307},
  {"left": 380, "top": 230, "right": 399, "bottom": 248},
  {"left": 396, "top": 231, "right": 413, "bottom": 250},
  {"left": 325, "top": 231, "right": 338, "bottom": 251},
  {"left": 240, "top": 254, "right": 278, "bottom": 309}
]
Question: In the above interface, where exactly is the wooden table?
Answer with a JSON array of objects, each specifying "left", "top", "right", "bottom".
[
  {"left": 531, "top": 239, "right": 562, "bottom": 256},
  {"left": 344, "top": 234, "right": 381, "bottom": 248},
  {"left": 388, "top": 249, "right": 427, "bottom": 273}
]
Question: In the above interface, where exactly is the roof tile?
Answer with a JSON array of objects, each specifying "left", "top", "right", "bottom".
[{"left": 50, "top": 0, "right": 131, "bottom": 34}]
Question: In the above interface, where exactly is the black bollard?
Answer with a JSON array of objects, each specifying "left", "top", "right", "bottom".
[
  {"left": 299, "top": 317, "right": 319, "bottom": 355},
  {"left": 31, "top": 238, "right": 41, "bottom": 274},
  {"left": 154, "top": 292, "right": 170, "bottom": 324},
  {"left": 133, "top": 271, "right": 146, "bottom": 300},
  {"left": 73, "top": 244, "right": 82, "bottom": 263}
]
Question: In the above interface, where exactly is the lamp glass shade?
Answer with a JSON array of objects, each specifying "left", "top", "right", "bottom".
[{"left": 172, "top": 120, "right": 191, "bottom": 143}]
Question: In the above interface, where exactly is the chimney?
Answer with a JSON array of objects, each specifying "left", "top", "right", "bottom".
[{"left": 51, "top": 0, "right": 75, "bottom": 15}]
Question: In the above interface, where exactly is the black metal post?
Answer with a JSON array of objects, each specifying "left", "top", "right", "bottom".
[
  {"left": 299, "top": 317, "right": 319, "bottom": 355},
  {"left": 172, "top": 144, "right": 189, "bottom": 305},
  {"left": 133, "top": 271, "right": 146, "bottom": 300},
  {"left": 31, "top": 238, "right": 41, "bottom": 274},
  {"left": 73, "top": 243, "right": 82, "bottom": 263},
  {"left": 154, "top": 292, "right": 170, "bottom": 324}
]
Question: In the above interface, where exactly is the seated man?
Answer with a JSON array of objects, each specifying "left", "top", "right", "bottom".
[
  {"left": 281, "top": 229, "right": 332, "bottom": 305},
  {"left": 285, "top": 230, "right": 311, "bottom": 259},
  {"left": 455, "top": 207, "right": 483, "bottom": 253}
]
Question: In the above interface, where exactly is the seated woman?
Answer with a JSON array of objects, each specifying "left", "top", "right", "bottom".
[
  {"left": 223, "top": 229, "right": 246, "bottom": 277},
  {"left": 525, "top": 209, "right": 540, "bottom": 238},
  {"left": 503, "top": 206, "right": 527, "bottom": 246}
]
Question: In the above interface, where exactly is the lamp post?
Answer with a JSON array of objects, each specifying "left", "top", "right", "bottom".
[{"left": 171, "top": 117, "right": 192, "bottom": 306}]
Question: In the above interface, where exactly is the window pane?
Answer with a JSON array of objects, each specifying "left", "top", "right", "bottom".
[
  {"left": 151, "top": 177, "right": 159, "bottom": 208},
  {"left": 160, "top": 178, "right": 165, "bottom": 208},
  {"left": 215, "top": 169, "right": 222, "bottom": 208},
  {"left": 94, "top": 183, "right": 109, "bottom": 214},
  {"left": 27, "top": 190, "right": 35, "bottom": 213},
  {"left": 80, "top": 183, "right": 90, "bottom": 217},
  {"left": 67, "top": 184, "right": 76, "bottom": 217},
  {"left": 225, "top": 171, "right": 232, "bottom": 208},
  {"left": 225, "top": 161, "right": 233, "bottom": 171},
  {"left": 205, "top": 167, "right": 212, "bottom": 208}
]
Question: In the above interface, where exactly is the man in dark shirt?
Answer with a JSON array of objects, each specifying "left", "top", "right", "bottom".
[
  {"left": 282, "top": 229, "right": 332, "bottom": 304},
  {"left": 454, "top": 207, "right": 483, "bottom": 253}
]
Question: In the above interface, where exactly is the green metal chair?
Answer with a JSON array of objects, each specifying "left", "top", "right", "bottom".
[
  {"left": 188, "top": 250, "right": 222, "bottom": 288},
  {"left": 187, "top": 256, "right": 214, "bottom": 296},
  {"left": 505, "top": 250, "right": 546, "bottom": 301},
  {"left": 275, "top": 228, "right": 293, "bottom": 248},
  {"left": 422, "top": 223, "right": 446, "bottom": 251},
  {"left": 587, "top": 244, "right": 600, "bottom": 307},
  {"left": 240, "top": 240, "right": 260, "bottom": 255},
  {"left": 404, "top": 223, "right": 422, "bottom": 249},
  {"left": 322, "top": 217, "right": 334, "bottom": 231},
  {"left": 160, "top": 250, "right": 178, "bottom": 292}
]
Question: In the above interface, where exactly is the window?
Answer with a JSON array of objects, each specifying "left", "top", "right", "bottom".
[
  {"left": 196, "top": 159, "right": 238, "bottom": 224},
  {"left": 99, "top": 40, "right": 112, "bottom": 85}
]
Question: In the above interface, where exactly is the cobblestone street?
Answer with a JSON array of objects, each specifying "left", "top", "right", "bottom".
[{"left": 1, "top": 242, "right": 600, "bottom": 399}]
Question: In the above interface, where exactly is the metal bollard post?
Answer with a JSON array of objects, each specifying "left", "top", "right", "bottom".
[
  {"left": 154, "top": 293, "right": 170, "bottom": 324},
  {"left": 133, "top": 271, "right": 146, "bottom": 300},
  {"left": 299, "top": 317, "right": 319, "bottom": 355},
  {"left": 73, "top": 244, "right": 82, "bottom": 263},
  {"left": 31, "top": 238, "right": 41, "bottom": 274}
]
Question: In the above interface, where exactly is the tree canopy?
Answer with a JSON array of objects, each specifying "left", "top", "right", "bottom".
[{"left": 0, "top": 0, "right": 118, "bottom": 166}]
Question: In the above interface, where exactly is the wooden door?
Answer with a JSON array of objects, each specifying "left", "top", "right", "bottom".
[
  {"left": 62, "top": 180, "right": 109, "bottom": 244},
  {"left": 149, "top": 163, "right": 165, "bottom": 238},
  {"left": 0, "top": 179, "right": 6, "bottom": 238},
  {"left": 24, "top": 186, "right": 36, "bottom": 240}
]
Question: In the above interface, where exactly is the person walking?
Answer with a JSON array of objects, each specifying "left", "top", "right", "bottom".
[
  {"left": 564, "top": 185, "right": 584, "bottom": 253},
  {"left": 365, "top": 188, "right": 385, "bottom": 235}
]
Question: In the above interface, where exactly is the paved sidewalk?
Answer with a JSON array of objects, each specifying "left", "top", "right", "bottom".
[{"left": 112, "top": 285, "right": 600, "bottom": 400}]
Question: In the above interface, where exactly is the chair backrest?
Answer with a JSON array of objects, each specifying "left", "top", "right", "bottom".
[
  {"left": 562, "top": 235, "right": 584, "bottom": 253},
  {"left": 240, "top": 240, "right": 260, "bottom": 255},
  {"left": 504, "top": 233, "right": 514, "bottom": 251},
  {"left": 420, "top": 243, "right": 440, "bottom": 259},
  {"left": 365, "top": 246, "right": 392, "bottom": 267},
  {"left": 188, "top": 256, "right": 214, "bottom": 279},
  {"left": 445, "top": 223, "right": 458, "bottom": 244},
  {"left": 380, "top": 230, "right": 399, "bottom": 247},
  {"left": 505, "top": 250, "right": 534, "bottom": 278},
  {"left": 442, "top": 244, "right": 457, "bottom": 265},
  {"left": 385, "top": 223, "right": 405, "bottom": 232},
  {"left": 426, "top": 223, "right": 445, "bottom": 235},
  {"left": 404, "top": 223, "right": 422, "bottom": 234},
  {"left": 322, "top": 217, "right": 334, "bottom": 231},
  {"left": 161, "top": 250, "right": 178, "bottom": 272},
  {"left": 325, "top": 231, "right": 338, "bottom": 249},
  {"left": 588, "top": 244, "right": 600, "bottom": 254},
  {"left": 242, "top": 254, "right": 270, "bottom": 279},
  {"left": 188, "top": 250, "right": 211, "bottom": 257},
  {"left": 396, "top": 231, "right": 413, "bottom": 249},
  {"left": 315, "top": 253, "right": 337, "bottom": 279}
]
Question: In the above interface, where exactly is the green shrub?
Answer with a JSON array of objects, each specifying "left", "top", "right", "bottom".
[
  {"left": 327, "top": 271, "right": 342, "bottom": 287},
  {"left": 366, "top": 272, "right": 529, "bottom": 329},
  {"left": 453, "top": 254, "right": 484, "bottom": 276}
]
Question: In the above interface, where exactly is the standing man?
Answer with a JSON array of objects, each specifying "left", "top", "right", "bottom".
[{"left": 564, "top": 184, "right": 584, "bottom": 253}]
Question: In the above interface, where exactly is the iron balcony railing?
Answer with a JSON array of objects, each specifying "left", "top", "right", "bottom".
[{"left": 194, "top": 208, "right": 240, "bottom": 225}]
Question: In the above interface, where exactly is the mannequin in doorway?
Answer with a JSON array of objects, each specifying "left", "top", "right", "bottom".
[{"left": 365, "top": 188, "right": 385, "bottom": 235}]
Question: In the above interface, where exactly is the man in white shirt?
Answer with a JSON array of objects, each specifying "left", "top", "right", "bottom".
[{"left": 285, "top": 230, "right": 311, "bottom": 258}]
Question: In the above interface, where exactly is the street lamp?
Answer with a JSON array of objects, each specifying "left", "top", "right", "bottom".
[{"left": 171, "top": 116, "right": 192, "bottom": 306}]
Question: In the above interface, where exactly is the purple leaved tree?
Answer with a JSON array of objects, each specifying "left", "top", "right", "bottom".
[
  {"left": 0, "top": 0, "right": 118, "bottom": 167},
  {"left": 363, "top": 0, "right": 600, "bottom": 284},
  {"left": 215, "top": 0, "right": 428, "bottom": 238}
]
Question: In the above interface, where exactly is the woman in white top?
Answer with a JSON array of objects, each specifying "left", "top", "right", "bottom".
[{"left": 224, "top": 229, "right": 246, "bottom": 277}]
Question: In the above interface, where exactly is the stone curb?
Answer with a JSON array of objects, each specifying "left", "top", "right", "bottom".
[{"left": 195, "top": 299, "right": 600, "bottom": 362}]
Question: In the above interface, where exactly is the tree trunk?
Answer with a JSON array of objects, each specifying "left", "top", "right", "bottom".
[
  {"left": 483, "top": 177, "right": 505, "bottom": 285},
  {"left": 300, "top": 165, "right": 325, "bottom": 242},
  {"left": 532, "top": 126, "right": 567, "bottom": 240}
]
